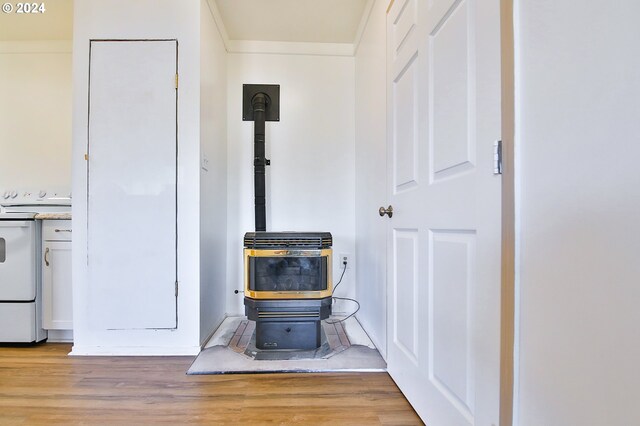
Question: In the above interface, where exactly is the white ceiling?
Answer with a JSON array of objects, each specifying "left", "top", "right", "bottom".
[
  {"left": 214, "top": 0, "right": 369, "bottom": 44},
  {"left": 0, "top": 0, "right": 73, "bottom": 41},
  {"left": 0, "top": 0, "right": 370, "bottom": 48}
]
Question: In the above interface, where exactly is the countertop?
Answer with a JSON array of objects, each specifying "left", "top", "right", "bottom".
[{"left": 34, "top": 213, "right": 72, "bottom": 220}]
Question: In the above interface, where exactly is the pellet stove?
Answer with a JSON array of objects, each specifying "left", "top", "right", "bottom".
[
  {"left": 242, "top": 84, "right": 332, "bottom": 350},
  {"left": 244, "top": 232, "right": 332, "bottom": 349}
]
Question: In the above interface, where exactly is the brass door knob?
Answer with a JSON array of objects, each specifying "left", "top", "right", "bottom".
[{"left": 379, "top": 205, "right": 393, "bottom": 218}]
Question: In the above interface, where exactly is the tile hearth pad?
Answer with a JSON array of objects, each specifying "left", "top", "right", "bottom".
[
  {"left": 188, "top": 316, "right": 386, "bottom": 375},
  {"left": 229, "top": 319, "right": 350, "bottom": 361}
]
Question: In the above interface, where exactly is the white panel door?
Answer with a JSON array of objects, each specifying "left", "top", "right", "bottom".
[
  {"left": 88, "top": 40, "right": 177, "bottom": 330},
  {"left": 386, "top": 0, "right": 501, "bottom": 424}
]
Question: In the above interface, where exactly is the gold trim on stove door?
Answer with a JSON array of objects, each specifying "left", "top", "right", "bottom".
[{"left": 244, "top": 248, "right": 333, "bottom": 299}]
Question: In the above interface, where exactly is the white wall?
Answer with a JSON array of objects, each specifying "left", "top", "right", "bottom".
[
  {"left": 199, "top": 0, "right": 227, "bottom": 344},
  {"left": 71, "top": 0, "right": 203, "bottom": 355},
  {"left": 0, "top": 42, "right": 72, "bottom": 191},
  {"left": 354, "top": 0, "right": 387, "bottom": 356},
  {"left": 515, "top": 1, "right": 640, "bottom": 424},
  {"left": 226, "top": 53, "right": 356, "bottom": 315}
]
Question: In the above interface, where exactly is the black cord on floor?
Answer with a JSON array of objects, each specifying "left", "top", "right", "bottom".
[
  {"left": 326, "top": 261, "right": 361, "bottom": 324},
  {"left": 326, "top": 296, "right": 360, "bottom": 324}
]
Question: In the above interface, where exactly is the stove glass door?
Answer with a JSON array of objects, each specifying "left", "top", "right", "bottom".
[
  {"left": 244, "top": 249, "right": 333, "bottom": 299},
  {"left": 250, "top": 256, "right": 327, "bottom": 292}
]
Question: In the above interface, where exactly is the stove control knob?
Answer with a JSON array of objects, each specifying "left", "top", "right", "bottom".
[
  {"left": 39, "top": 190, "right": 47, "bottom": 198},
  {"left": 2, "top": 191, "right": 10, "bottom": 199},
  {"left": 10, "top": 191, "right": 18, "bottom": 199}
]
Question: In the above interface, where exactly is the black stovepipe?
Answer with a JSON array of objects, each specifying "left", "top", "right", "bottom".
[{"left": 252, "top": 93, "right": 268, "bottom": 232}]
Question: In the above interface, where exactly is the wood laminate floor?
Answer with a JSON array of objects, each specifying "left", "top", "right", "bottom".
[{"left": 0, "top": 343, "right": 421, "bottom": 425}]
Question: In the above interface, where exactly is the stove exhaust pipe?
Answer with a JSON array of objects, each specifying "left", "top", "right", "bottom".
[
  {"left": 242, "top": 84, "right": 280, "bottom": 232},
  {"left": 252, "top": 93, "right": 268, "bottom": 232}
]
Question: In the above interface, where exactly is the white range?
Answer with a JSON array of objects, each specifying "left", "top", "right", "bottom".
[{"left": 0, "top": 189, "right": 71, "bottom": 343}]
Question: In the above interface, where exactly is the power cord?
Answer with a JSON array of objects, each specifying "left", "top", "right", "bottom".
[
  {"left": 326, "top": 258, "right": 361, "bottom": 324},
  {"left": 332, "top": 260, "right": 347, "bottom": 293},
  {"left": 326, "top": 297, "right": 360, "bottom": 324}
]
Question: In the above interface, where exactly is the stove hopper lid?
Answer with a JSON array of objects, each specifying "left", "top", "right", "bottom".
[{"left": 244, "top": 232, "right": 332, "bottom": 249}]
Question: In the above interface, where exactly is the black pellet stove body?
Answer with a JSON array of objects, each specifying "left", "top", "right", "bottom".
[
  {"left": 242, "top": 84, "right": 332, "bottom": 350},
  {"left": 244, "top": 232, "right": 332, "bottom": 349}
]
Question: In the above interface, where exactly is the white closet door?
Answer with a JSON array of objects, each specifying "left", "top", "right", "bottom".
[
  {"left": 386, "top": 0, "right": 502, "bottom": 424},
  {"left": 88, "top": 40, "right": 177, "bottom": 330}
]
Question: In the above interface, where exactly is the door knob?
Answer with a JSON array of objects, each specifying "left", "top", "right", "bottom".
[{"left": 379, "top": 205, "right": 393, "bottom": 218}]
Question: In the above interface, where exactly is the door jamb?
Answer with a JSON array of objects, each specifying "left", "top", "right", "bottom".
[{"left": 500, "top": 0, "right": 516, "bottom": 424}]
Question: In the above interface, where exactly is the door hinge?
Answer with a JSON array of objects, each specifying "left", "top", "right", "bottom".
[
  {"left": 175, "top": 73, "right": 179, "bottom": 90},
  {"left": 84, "top": 153, "right": 89, "bottom": 161},
  {"left": 175, "top": 281, "right": 179, "bottom": 297},
  {"left": 493, "top": 140, "right": 503, "bottom": 175}
]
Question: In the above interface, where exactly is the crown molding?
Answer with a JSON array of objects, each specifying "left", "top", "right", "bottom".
[
  {"left": 353, "top": 0, "right": 376, "bottom": 56},
  {"left": 205, "top": 0, "right": 231, "bottom": 52},
  {"left": 208, "top": 0, "right": 379, "bottom": 57},
  {"left": 227, "top": 40, "right": 354, "bottom": 57}
]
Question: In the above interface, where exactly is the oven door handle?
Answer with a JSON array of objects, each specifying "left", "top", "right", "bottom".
[{"left": 0, "top": 221, "right": 31, "bottom": 227}]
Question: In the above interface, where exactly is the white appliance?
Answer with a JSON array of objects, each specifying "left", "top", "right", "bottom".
[{"left": 0, "top": 189, "right": 71, "bottom": 343}]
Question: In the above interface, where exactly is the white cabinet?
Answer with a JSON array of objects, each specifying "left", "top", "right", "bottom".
[{"left": 42, "top": 220, "right": 72, "bottom": 330}]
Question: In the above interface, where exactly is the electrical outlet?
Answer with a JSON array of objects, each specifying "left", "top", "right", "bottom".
[{"left": 339, "top": 253, "right": 350, "bottom": 269}]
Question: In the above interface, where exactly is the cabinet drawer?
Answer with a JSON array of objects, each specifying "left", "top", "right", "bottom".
[{"left": 43, "top": 220, "right": 72, "bottom": 241}]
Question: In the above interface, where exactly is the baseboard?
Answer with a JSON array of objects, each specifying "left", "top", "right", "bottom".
[
  {"left": 200, "top": 314, "right": 227, "bottom": 349},
  {"left": 69, "top": 345, "right": 201, "bottom": 356},
  {"left": 46, "top": 329, "right": 73, "bottom": 343},
  {"left": 354, "top": 315, "right": 387, "bottom": 361}
]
